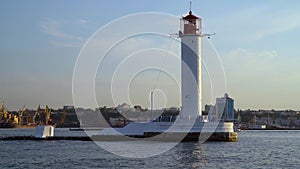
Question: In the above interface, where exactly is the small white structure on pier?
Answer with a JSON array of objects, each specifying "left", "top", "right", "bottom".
[{"left": 35, "top": 126, "right": 55, "bottom": 138}]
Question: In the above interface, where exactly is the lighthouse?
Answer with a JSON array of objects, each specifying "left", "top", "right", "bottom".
[{"left": 179, "top": 9, "right": 202, "bottom": 119}]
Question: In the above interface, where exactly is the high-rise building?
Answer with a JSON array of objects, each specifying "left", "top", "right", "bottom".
[
  {"left": 208, "top": 93, "right": 234, "bottom": 122},
  {"left": 216, "top": 93, "right": 234, "bottom": 122}
]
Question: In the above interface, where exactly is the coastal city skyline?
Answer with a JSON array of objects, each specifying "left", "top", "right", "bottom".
[{"left": 1, "top": 0, "right": 300, "bottom": 110}]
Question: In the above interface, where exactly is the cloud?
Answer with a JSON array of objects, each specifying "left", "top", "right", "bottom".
[
  {"left": 224, "top": 48, "right": 281, "bottom": 83},
  {"left": 40, "top": 18, "right": 86, "bottom": 47},
  {"left": 49, "top": 40, "right": 83, "bottom": 48},
  {"left": 213, "top": 2, "right": 300, "bottom": 43},
  {"left": 78, "top": 19, "right": 89, "bottom": 25},
  {"left": 227, "top": 48, "right": 278, "bottom": 65},
  {"left": 41, "top": 19, "right": 84, "bottom": 41},
  {"left": 224, "top": 48, "right": 300, "bottom": 87},
  {"left": 247, "top": 11, "right": 300, "bottom": 41}
]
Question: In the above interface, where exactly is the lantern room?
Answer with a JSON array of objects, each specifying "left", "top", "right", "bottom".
[{"left": 179, "top": 10, "right": 202, "bottom": 35}]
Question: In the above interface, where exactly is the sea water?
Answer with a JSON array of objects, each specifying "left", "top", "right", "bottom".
[{"left": 0, "top": 129, "right": 299, "bottom": 169}]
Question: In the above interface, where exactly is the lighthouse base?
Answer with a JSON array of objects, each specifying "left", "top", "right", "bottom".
[
  {"left": 92, "top": 121, "right": 238, "bottom": 142},
  {"left": 143, "top": 131, "right": 238, "bottom": 142}
]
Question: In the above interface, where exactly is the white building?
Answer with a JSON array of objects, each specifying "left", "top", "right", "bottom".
[{"left": 209, "top": 93, "right": 235, "bottom": 122}]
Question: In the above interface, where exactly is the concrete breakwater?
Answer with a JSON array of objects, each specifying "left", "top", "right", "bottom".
[{"left": 0, "top": 132, "right": 238, "bottom": 142}]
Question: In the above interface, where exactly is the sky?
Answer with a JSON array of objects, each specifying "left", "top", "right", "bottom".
[{"left": 1, "top": 0, "right": 300, "bottom": 110}]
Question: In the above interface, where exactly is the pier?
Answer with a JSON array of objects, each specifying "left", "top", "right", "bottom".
[{"left": 0, "top": 131, "right": 238, "bottom": 142}]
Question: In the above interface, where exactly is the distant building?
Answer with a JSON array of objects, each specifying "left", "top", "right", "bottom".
[
  {"left": 63, "top": 106, "right": 75, "bottom": 110},
  {"left": 209, "top": 93, "right": 234, "bottom": 122},
  {"left": 221, "top": 93, "right": 234, "bottom": 121},
  {"left": 116, "top": 103, "right": 131, "bottom": 110},
  {"left": 205, "top": 104, "right": 212, "bottom": 114},
  {"left": 253, "top": 124, "right": 266, "bottom": 129},
  {"left": 208, "top": 105, "right": 217, "bottom": 122},
  {"left": 165, "top": 107, "right": 179, "bottom": 113}
]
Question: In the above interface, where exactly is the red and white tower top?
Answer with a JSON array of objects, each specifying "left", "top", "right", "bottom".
[{"left": 180, "top": 8, "right": 202, "bottom": 35}]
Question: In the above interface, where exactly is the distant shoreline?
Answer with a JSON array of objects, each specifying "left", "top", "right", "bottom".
[{"left": 242, "top": 128, "right": 300, "bottom": 131}]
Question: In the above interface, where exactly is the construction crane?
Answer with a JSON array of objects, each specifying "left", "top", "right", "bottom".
[
  {"left": 60, "top": 110, "right": 67, "bottom": 125},
  {"left": 33, "top": 105, "right": 40, "bottom": 125},
  {"left": 45, "top": 105, "right": 53, "bottom": 125},
  {"left": 1, "top": 101, "right": 10, "bottom": 123},
  {"left": 1, "top": 101, "right": 8, "bottom": 120},
  {"left": 0, "top": 101, "right": 19, "bottom": 124},
  {"left": 18, "top": 105, "right": 26, "bottom": 125}
]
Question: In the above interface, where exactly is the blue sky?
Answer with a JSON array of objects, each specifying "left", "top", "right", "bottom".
[{"left": 1, "top": 0, "right": 300, "bottom": 110}]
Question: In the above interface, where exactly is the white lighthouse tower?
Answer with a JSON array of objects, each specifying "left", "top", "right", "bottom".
[
  {"left": 95, "top": 7, "right": 238, "bottom": 142},
  {"left": 179, "top": 9, "right": 202, "bottom": 119}
]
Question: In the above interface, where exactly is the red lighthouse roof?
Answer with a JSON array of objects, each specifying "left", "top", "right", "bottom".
[{"left": 183, "top": 11, "right": 199, "bottom": 19}]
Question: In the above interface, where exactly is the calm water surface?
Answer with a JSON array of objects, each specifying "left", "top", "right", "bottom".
[{"left": 0, "top": 129, "right": 299, "bottom": 169}]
